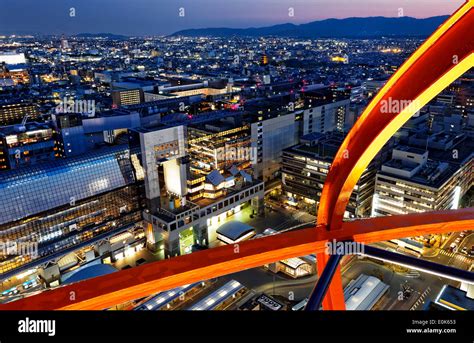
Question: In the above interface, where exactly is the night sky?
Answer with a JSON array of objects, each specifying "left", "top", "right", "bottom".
[{"left": 0, "top": 0, "right": 464, "bottom": 36}]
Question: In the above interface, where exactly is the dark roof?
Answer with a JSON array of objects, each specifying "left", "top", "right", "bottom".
[
  {"left": 436, "top": 285, "right": 474, "bottom": 310},
  {"left": 216, "top": 221, "right": 255, "bottom": 241},
  {"left": 63, "top": 263, "right": 118, "bottom": 284}
]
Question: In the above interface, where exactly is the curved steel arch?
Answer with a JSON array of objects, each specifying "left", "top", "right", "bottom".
[
  {"left": 312, "top": 0, "right": 473, "bottom": 310},
  {"left": 318, "top": 0, "right": 474, "bottom": 231}
]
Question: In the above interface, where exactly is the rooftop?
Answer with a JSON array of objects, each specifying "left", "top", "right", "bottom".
[{"left": 216, "top": 221, "right": 255, "bottom": 241}]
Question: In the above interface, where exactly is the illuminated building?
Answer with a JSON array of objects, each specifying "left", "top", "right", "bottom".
[
  {"left": 51, "top": 113, "right": 87, "bottom": 157},
  {"left": 60, "top": 36, "right": 69, "bottom": 50},
  {"left": 372, "top": 142, "right": 474, "bottom": 216},
  {"left": 215, "top": 221, "right": 256, "bottom": 244},
  {"left": 251, "top": 106, "right": 301, "bottom": 181},
  {"left": 264, "top": 257, "right": 315, "bottom": 279},
  {"left": 187, "top": 117, "right": 253, "bottom": 201},
  {"left": 344, "top": 274, "right": 389, "bottom": 310},
  {"left": 0, "top": 102, "right": 39, "bottom": 126},
  {"left": 302, "top": 92, "right": 350, "bottom": 134},
  {"left": 129, "top": 124, "right": 264, "bottom": 258},
  {"left": 260, "top": 54, "right": 269, "bottom": 66},
  {"left": 112, "top": 88, "right": 144, "bottom": 107},
  {"left": 246, "top": 89, "right": 350, "bottom": 181},
  {"left": 282, "top": 132, "right": 384, "bottom": 217},
  {"left": 0, "top": 145, "right": 144, "bottom": 282},
  {"left": 330, "top": 55, "right": 348, "bottom": 63},
  {"left": 0, "top": 52, "right": 29, "bottom": 85},
  {"left": 0, "top": 52, "right": 27, "bottom": 65},
  {"left": 0, "top": 122, "right": 57, "bottom": 170},
  {"left": 364, "top": 79, "right": 387, "bottom": 98}
]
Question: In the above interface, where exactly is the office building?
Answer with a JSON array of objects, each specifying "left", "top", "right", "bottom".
[
  {"left": 0, "top": 122, "right": 57, "bottom": 170},
  {"left": 282, "top": 132, "right": 384, "bottom": 217},
  {"left": 372, "top": 142, "right": 474, "bottom": 216},
  {"left": 187, "top": 116, "right": 253, "bottom": 201},
  {"left": 112, "top": 88, "right": 144, "bottom": 107},
  {"left": 0, "top": 102, "right": 40, "bottom": 126},
  {"left": 130, "top": 124, "right": 264, "bottom": 258}
]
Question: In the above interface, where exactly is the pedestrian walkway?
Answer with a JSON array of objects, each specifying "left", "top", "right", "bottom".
[
  {"left": 410, "top": 286, "right": 431, "bottom": 310},
  {"left": 439, "top": 250, "right": 473, "bottom": 264}
]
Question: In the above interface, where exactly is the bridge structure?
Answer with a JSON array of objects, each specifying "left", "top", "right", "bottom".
[{"left": 0, "top": 0, "right": 473, "bottom": 311}]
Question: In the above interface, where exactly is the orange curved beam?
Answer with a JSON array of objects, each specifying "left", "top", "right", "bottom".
[
  {"left": 0, "top": 208, "right": 472, "bottom": 310},
  {"left": 317, "top": 0, "right": 474, "bottom": 230}
]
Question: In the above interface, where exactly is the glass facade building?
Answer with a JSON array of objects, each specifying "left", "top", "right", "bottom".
[{"left": 0, "top": 145, "right": 144, "bottom": 277}]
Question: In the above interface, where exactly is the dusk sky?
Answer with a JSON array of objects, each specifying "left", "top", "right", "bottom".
[{"left": 0, "top": 0, "right": 465, "bottom": 36}]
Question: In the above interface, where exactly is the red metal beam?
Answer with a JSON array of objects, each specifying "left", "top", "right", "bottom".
[
  {"left": 314, "top": 0, "right": 473, "bottom": 309},
  {"left": 316, "top": 252, "right": 345, "bottom": 310},
  {"left": 317, "top": 1, "right": 474, "bottom": 231},
  {"left": 0, "top": 208, "right": 472, "bottom": 310}
]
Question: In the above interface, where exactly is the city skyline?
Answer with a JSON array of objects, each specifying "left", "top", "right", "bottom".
[{"left": 0, "top": 0, "right": 464, "bottom": 36}]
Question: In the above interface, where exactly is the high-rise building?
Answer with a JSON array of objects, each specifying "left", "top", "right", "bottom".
[
  {"left": 112, "top": 89, "right": 144, "bottom": 107},
  {"left": 281, "top": 132, "right": 387, "bottom": 217},
  {"left": 0, "top": 102, "right": 39, "bottom": 126},
  {"left": 129, "top": 123, "right": 264, "bottom": 258},
  {"left": 372, "top": 143, "right": 473, "bottom": 217},
  {"left": 0, "top": 122, "right": 57, "bottom": 170},
  {"left": 60, "top": 35, "right": 69, "bottom": 50},
  {"left": 301, "top": 87, "right": 350, "bottom": 134}
]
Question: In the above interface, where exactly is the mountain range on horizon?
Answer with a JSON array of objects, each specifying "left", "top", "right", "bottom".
[{"left": 172, "top": 15, "right": 449, "bottom": 38}]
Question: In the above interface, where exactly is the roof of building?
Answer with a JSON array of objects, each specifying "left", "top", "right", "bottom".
[
  {"left": 378, "top": 159, "right": 455, "bottom": 189},
  {"left": 239, "top": 170, "right": 253, "bottom": 183},
  {"left": 216, "top": 221, "right": 255, "bottom": 241},
  {"left": 136, "top": 283, "right": 199, "bottom": 311},
  {"left": 280, "top": 257, "right": 309, "bottom": 269},
  {"left": 0, "top": 145, "right": 135, "bottom": 225},
  {"left": 434, "top": 285, "right": 474, "bottom": 310},
  {"left": 0, "top": 122, "right": 50, "bottom": 137},
  {"left": 344, "top": 274, "right": 389, "bottom": 311},
  {"left": 229, "top": 164, "right": 239, "bottom": 176},
  {"left": 206, "top": 169, "right": 225, "bottom": 186},
  {"left": 188, "top": 280, "right": 244, "bottom": 311},
  {"left": 63, "top": 263, "right": 118, "bottom": 284}
]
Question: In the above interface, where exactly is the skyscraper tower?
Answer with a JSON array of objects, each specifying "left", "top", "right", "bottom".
[{"left": 60, "top": 35, "right": 69, "bottom": 50}]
